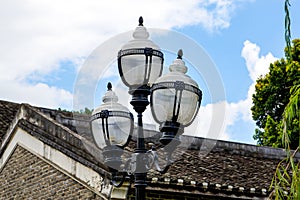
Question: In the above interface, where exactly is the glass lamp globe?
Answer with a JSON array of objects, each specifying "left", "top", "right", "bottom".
[
  {"left": 150, "top": 50, "right": 202, "bottom": 145},
  {"left": 90, "top": 83, "right": 133, "bottom": 149},
  {"left": 117, "top": 17, "right": 164, "bottom": 91}
]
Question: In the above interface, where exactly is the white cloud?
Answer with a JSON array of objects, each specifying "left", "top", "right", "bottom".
[
  {"left": 184, "top": 40, "right": 278, "bottom": 143},
  {"left": 0, "top": 80, "right": 73, "bottom": 109},
  {"left": 0, "top": 0, "right": 253, "bottom": 109},
  {"left": 223, "top": 40, "right": 277, "bottom": 141},
  {"left": 241, "top": 40, "right": 278, "bottom": 118},
  {"left": 0, "top": 0, "right": 247, "bottom": 75},
  {"left": 185, "top": 101, "right": 229, "bottom": 141},
  {"left": 241, "top": 40, "right": 277, "bottom": 81}
]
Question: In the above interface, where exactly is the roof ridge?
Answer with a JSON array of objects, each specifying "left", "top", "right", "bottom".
[
  {"left": 28, "top": 104, "right": 82, "bottom": 139},
  {"left": 183, "top": 135, "right": 300, "bottom": 160}
]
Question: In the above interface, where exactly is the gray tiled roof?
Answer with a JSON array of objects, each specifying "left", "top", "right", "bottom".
[
  {"left": 0, "top": 100, "right": 108, "bottom": 176},
  {"left": 1, "top": 99, "right": 298, "bottom": 197},
  {"left": 0, "top": 100, "right": 20, "bottom": 143},
  {"left": 150, "top": 145, "right": 276, "bottom": 190},
  {"left": 145, "top": 136, "right": 299, "bottom": 197}
]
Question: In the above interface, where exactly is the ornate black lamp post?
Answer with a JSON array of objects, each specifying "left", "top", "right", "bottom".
[{"left": 91, "top": 17, "right": 202, "bottom": 200}]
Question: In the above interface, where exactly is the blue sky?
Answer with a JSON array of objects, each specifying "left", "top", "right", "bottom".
[{"left": 1, "top": 0, "right": 299, "bottom": 144}]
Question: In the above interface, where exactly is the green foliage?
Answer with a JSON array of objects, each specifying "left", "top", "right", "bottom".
[
  {"left": 73, "top": 107, "right": 94, "bottom": 115},
  {"left": 58, "top": 107, "right": 69, "bottom": 112},
  {"left": 283, "top": 85, "right": 300, "bottom": 149},
  {"left": 252, "top": 39, "right": 300, "bottom": 149},
  {"left": 285, "top": 0, "right": 292, "bottom": 61},
  {"left": 284, "top": 86, "right": 300, "bottom": 125},
  {"left": 265, "top": 116, "right": 283, "bottom": 148},
  {"left": 270, "top": 152, "right": 300, "bottom": 200},
  {"left": 268, "top": 2, "right": 300, "bottom": 199},
  {"left": 270, "top": 85, "right": 300, "bottom": 199}
]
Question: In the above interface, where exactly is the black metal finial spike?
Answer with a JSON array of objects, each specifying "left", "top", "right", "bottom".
[
  {"left": 177, "top": 49, "right": 183, "bottom": 59},
  {"left": 107, "top": 82, "right": 112, "bottom": 91},
  {"left": 139, "top": 16, "right": 143, "bottom": 26}
]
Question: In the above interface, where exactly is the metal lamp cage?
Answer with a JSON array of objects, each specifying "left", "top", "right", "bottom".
[
  {"left": 90, "top": 109, "right": 134, "bottom": 149},
  {"left": 150, "top": 80, "right": 202, "bottom": 128},
  {"left": 117, "top": 47, "right": 164, "bottom": 89}
]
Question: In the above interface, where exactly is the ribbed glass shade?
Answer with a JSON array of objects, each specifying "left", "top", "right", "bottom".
[
  {"left": 91, "top": 83, "right": 133, "bottom": 149},
  {"left": 118, "top": 17, "right": 163, "bottom": 89},
  {"left": 150, "top": 50, "right": 202, "bottom": 127},
  {"left": 151, "top": 84, "right": 200, "bottom": 126}
]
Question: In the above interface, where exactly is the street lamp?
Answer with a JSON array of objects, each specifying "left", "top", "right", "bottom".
[
  {"left": 90, "top": 82, "right": 133, "bottom": 170},
  {"left": 91, "top": 17, "right": 202, "bottom": 200},
  {"left": 117, "top": 16, "right": 164, "bottom": 94},
  {"left": 150, "top": 49, "right": 202, "bottom": 148}
]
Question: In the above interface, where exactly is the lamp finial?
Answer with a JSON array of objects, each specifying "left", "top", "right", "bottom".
[
  {"left": 139, "top": 16, "right": 143, "bottom": 26},
  {"left": 177, "top": 49, "right": 183, "bottom": 59},
  {"left": 169, "top": 49, "right": 187, "bottom": 73},
  {"left": 107, "top": 82, "right": 112, "bottom": 91}
]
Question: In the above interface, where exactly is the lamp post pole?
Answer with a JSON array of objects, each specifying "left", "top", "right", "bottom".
[
  {"left": 134, "top": 113, "right": 147, "bottom": 199},
  {"left": 130, "top": 88, "right": 150, "bottom": 200}
]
